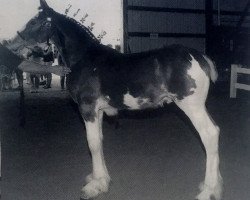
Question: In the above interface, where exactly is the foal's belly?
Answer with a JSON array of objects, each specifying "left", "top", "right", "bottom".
[{"left": 121, "top": 91, "right": 174, "bottom": 110}]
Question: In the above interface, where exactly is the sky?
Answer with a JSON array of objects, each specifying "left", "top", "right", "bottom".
[{"left": 0, "top": 0, "right": 122, "bottom": 45}]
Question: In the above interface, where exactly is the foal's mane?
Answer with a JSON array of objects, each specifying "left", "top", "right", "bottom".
[
  {"left": 47, "top": 8, "right": 99, "bottom": 44},
  {"left": 47, "top": 8, "right": 123, "bottom": 58}
]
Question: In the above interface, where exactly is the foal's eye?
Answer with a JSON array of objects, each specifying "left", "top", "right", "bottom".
[{"left": 42, "top": 21, "right": 51, "bottom": 28}]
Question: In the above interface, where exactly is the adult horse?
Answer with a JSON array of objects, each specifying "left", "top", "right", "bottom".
[
  {"left": 1, "top": 35, "right": 41, "bottom": 89},
  {"left": 19, "top": 1, "right": 223, "bottom": 199},
  {"left": 0, "top": 42, "right": 27, "bottom": 126},
  {"left": 0, "top": 42, "right": 24, "bottom": 89},
  {"left": 0, "top": 42, "right": 70, "bottom": 125}
]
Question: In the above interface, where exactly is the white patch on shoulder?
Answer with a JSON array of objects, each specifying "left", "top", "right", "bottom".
[{"left": 123, "top": 91, "right": 149, "bottom": 110}]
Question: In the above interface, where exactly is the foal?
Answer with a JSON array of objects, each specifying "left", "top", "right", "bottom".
[{"left": 18, "top": 1, "right": 223, "bottom": 199}]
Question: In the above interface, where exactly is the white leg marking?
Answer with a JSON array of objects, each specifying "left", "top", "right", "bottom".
[
  {"left": 81, "top": 110, "right": 110, "bottom": 199},
  {"left": 175, "top": 57, "right": 222, "bottom": 200},
  {"left": 177, "top": 103, "right": 222, "bottom": 200}
]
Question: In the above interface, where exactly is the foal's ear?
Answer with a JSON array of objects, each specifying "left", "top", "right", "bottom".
[
  {"left": 40, "top": 0, "right": 49, "bottom": 9},
  {"left": 40, "top": 0, "right": 49, "bottom": 8},
  {"left": 39, "top": 0, "right": 55, "bottom": 16}
]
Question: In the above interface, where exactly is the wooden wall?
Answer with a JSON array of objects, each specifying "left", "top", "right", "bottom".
[{"left": 123, "top": 0, "right": 249, "bottom": 53}]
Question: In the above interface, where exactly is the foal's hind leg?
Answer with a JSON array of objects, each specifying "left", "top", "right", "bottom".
[
  {"left": 80, "top": 107, "right": 110, "bottom": 199},
  {"left": 176, "top": 100, "right": 222, "bottom": 200}
]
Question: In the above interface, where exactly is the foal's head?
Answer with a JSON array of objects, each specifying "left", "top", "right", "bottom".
[
  {"left": 20, "top": 0, "right": 103, "bottom": 67},
  {"left": 18, "top": 0, "right": 54, "bottom": 44}
]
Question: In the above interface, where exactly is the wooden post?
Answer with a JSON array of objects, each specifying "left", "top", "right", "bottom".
[
  {"left": 230, "top": 64, "right": 250, "bottom": 98},
  {"left": 230, "top": 64, "right": 237, "bottom": 98}
]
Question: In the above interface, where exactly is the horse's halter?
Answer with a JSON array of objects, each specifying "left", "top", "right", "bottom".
[{"left": 16, "top": 16, "right": 55, "bottom": 51}]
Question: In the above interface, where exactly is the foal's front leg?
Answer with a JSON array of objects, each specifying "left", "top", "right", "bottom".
[{"left": 81, "top": 109, "right": 110, "bottom": 199}]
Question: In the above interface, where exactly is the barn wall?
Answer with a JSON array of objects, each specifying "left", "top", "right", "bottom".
[
  {"left": 212, "top": 0, "right": 247, "bottom": 11},
  {"left": 128, "top": 11, "right": 205, "bottom": 33},
  {"left": 129, "top": 37, "right": 205, "bottom": 53},
  {"left": 127, "top": 0, "right": 204, "bottom": 9},
  {"left": 124, "top": 0, "right": 249, "bottom": 53},
  {"left": 125, "top": 0, "right": 206, "bottom": 52},
  {"left": 212, "top": 0, "right": 250, "bottom": 27}
]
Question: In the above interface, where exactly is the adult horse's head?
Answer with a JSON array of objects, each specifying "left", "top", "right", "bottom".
[{"left": 18, "top": 0, "right": 55, "bottom": 44}]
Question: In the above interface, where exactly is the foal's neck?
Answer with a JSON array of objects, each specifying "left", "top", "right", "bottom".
[{"left": 53, "top": 25, "right": 103, "bottom": 68}]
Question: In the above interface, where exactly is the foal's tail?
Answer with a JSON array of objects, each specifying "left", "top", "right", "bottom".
[{"left": 203, "top": 55, "right": 218, "bottom": 83}]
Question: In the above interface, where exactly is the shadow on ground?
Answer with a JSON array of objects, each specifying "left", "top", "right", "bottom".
[{"left": 0, "top": 87, "right": 249, "bottom": 200}]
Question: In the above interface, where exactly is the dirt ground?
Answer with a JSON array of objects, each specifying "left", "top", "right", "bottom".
[{"left": 0, "top": 81, "right": 250, "bottom": 200}]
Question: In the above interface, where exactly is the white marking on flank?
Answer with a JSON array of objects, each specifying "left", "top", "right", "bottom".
[
  {"left": 123, "top": 92, "right": 140, "bottom": 109},
  {"left": 123, "top": 92, "right": 150, "bottom": 109}
]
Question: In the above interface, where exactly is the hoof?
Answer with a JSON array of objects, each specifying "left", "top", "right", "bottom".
[
  {"left": 85, "top": 174, "right": 94, "bottom": 183},
  {"left": 80, "top": 177, "right": 110, "bottom": 199},
  {"left": 196, "top": 179, "right": 223, "bottom": 200}
]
